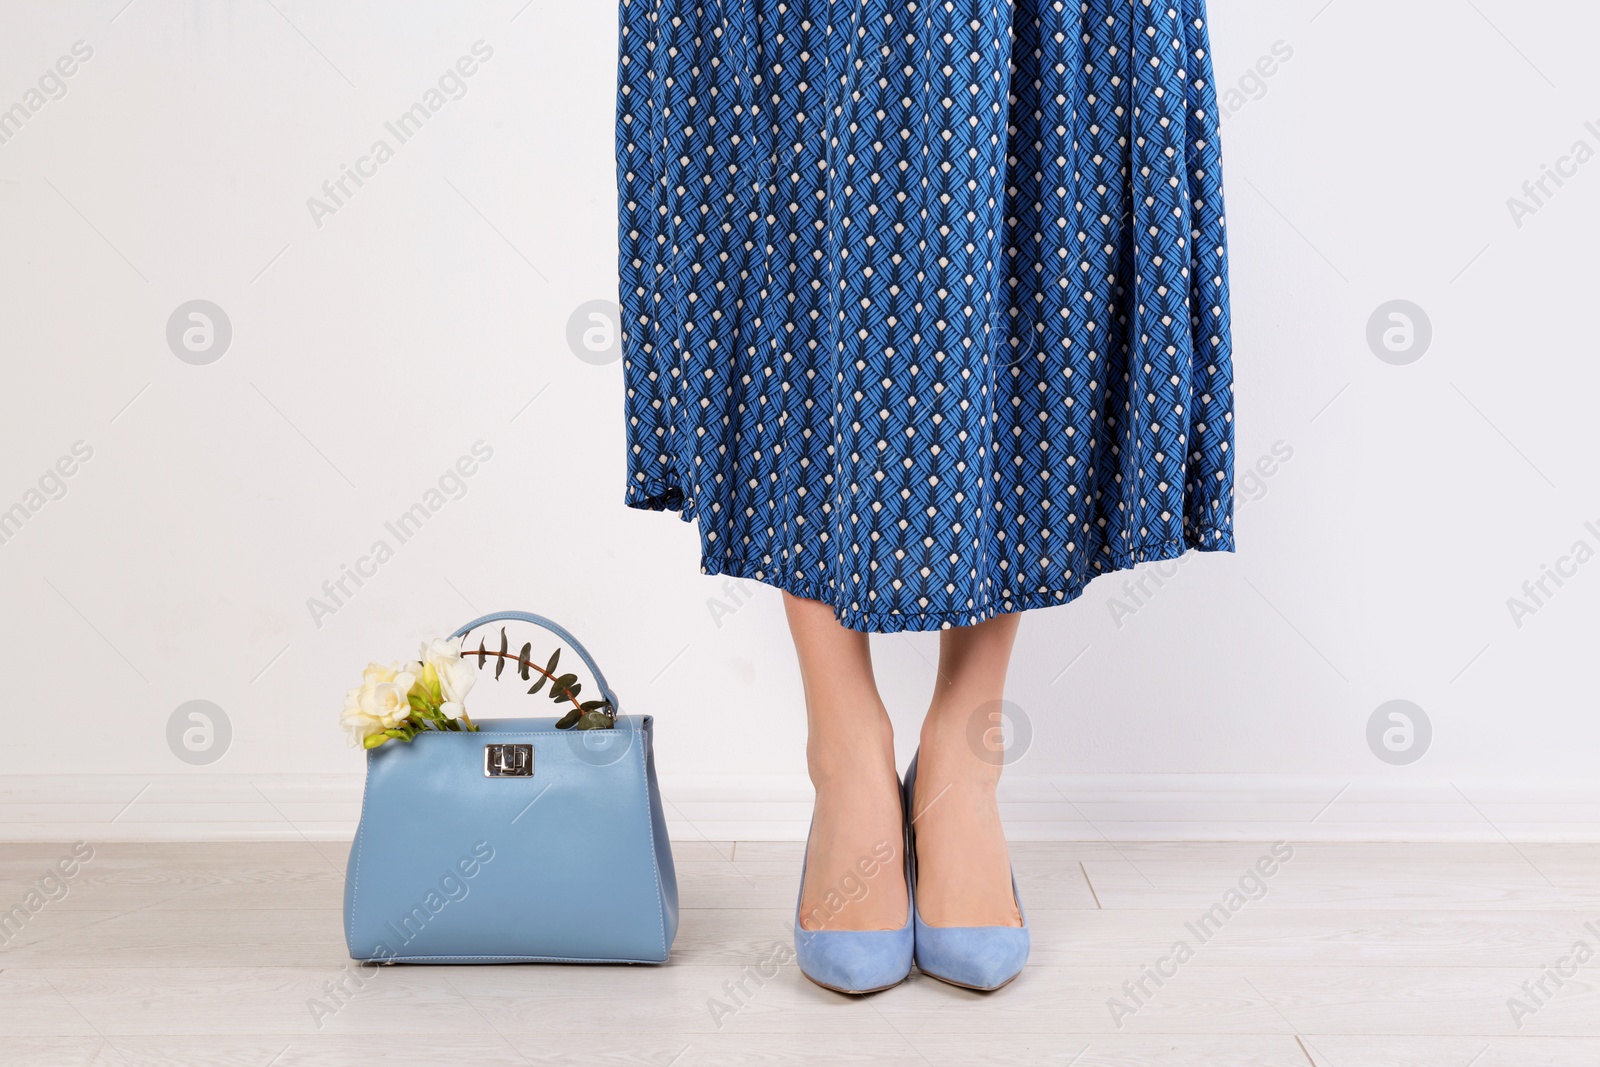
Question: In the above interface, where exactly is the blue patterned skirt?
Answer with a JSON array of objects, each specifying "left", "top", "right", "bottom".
[{"left": 617, "top": 0, "right": 1236, "bottom": 632}]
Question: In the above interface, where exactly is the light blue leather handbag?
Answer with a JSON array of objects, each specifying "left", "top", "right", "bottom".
[{"left": 343, "top": 610, "right": 678, "bottom": 963}]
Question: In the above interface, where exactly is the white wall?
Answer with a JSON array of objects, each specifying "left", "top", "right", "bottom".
[{"left": 2, "top": 0, "right": 1597, "bottom": 841}]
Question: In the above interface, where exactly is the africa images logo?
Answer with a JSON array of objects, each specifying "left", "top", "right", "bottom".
[{"left": 306, "top": 41, "right": 494, "bottom": 229}]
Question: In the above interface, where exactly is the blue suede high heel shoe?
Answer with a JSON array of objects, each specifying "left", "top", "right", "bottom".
[
  {"left": 904, "top": 752, "right": 1030, "bottom": 991},
  {"left": 792, "top": 777, "right": 915, "bottom": 994}
]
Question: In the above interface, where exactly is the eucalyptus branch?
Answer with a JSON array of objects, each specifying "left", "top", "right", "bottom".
[
  {"left": 469, "top": 629, "right": 616, "bottom": 729},
  {"left": 468, "top": 649, "right": 592, "bottom": 717}
]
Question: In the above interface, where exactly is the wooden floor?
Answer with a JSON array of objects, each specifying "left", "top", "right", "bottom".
[{"left": 2, "top": 840, "right": 1598, "bottom": 1065}]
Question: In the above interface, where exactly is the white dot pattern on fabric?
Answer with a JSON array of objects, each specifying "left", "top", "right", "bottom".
[{"left": 617, "top": 0, "right": 1235, "bottom": 633}]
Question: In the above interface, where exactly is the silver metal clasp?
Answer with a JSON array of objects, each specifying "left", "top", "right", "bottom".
[{"left": 483, "top": 743, "right": 534, "bottom": 777}]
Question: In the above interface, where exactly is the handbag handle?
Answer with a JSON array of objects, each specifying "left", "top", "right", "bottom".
[{"left": 450, "top": 610, "right": 621, "bottom": 712}]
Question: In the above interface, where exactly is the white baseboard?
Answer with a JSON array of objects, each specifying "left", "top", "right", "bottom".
[{"left": 3, "top": 773, "right": 1598, "bottom": 843}]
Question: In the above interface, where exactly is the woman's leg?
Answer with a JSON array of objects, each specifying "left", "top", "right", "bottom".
[
  {"left": 785, "top": 592, "right": 908, "bottom": 931},
  {"left": 911, "top": 612, "right": 1023, "bottom": 926}
]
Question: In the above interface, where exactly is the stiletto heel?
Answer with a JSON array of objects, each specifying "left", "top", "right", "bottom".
[
  {"left": 903, "top": 752, "right": 1030, "bottom": 991},
  {"left": 792, "top": 777, "right": 915, "bottom": 994}
]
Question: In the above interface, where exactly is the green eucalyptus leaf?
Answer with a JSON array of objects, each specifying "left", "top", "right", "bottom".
[
  {"left": 518, "top": 643, "right": 533, "bottom": 681},
  {"left": 576, "top": 710, "right": 613, "bottom": 730},
  {"left": 495, "top": 628, "right": 508, "bottom": 679},
  {"left": 554, "top": 709, "right": 581, "bottom": 730}
]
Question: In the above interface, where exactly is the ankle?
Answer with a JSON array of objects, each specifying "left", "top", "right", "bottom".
[
  {"left": 918, "top": 710, "right": 1003, "bottom": 785},
  {"left": 807, "top": 715, "right": 895, "bottom": 791}
]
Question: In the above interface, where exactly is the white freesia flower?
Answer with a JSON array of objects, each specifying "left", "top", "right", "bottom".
[
  {"left": 338, "top": 639, "right": 479, "bottom": 749},
  {"left": 340, "top": 662, "right": 417, "bottom": 746},
  {"left": 421, "top": 636, "right": 477, "bottom": 706}
]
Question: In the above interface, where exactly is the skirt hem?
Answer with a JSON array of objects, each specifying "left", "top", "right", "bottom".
[
  {"left": 625, "top": 484, "right": 1235, "bottom": 633},
  {"left": 706, "top": 528, "right": 1235, "bottom": 634},
  {"left": 625, "top": 479, "right": 693, "bottom": 519}
]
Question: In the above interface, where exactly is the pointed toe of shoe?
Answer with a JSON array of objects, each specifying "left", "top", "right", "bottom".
[
  {"left": 913, "top": 920, "right": 1030, "bottom": 991},
  {"left": 794, "top": 921, "right": 915, "bottom": 994}
]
